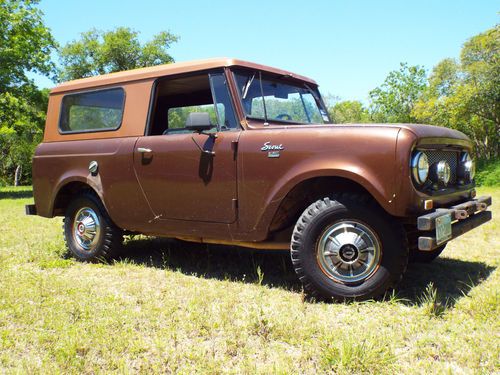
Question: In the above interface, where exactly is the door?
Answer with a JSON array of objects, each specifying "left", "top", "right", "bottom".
[{"left": 133, "top": 71, "right": 241, "bottom": 224}]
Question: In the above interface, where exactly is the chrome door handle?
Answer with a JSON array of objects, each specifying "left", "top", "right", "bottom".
[{"left": 137, "top": 147, "right": 152, "bottom": 153}]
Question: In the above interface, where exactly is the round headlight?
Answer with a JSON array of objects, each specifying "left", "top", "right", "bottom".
[
  {"left": 436, "top": 161, "right": 451, "bottom": 185},
  {"left": 411, "top": 152, "right": 429, "bottom": 185},
  {"left": 458, "top": 152, "right": 475, "bottom": 182}
]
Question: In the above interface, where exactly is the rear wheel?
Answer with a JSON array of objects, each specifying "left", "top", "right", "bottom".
[
  {"left": 63, "top": 191, "right": 123, "bottom": 262},
  {"left": 290, "top": 193, "right": 408, "bottom": 301}
]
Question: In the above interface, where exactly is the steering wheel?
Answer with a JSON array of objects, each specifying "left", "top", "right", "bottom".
[{"left": 276, "top": 113, "right": 292, "bottom": 121}]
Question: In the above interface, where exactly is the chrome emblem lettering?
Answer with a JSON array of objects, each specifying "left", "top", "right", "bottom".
[
  {"left": 261, "top": 142, "right": 284, "bottom": 151},
  {"left": 268, "top": 151, "right": 280, "bottom": 158}
]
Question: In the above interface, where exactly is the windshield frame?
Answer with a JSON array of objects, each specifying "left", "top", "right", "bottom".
[{"left": 231, "top": 68, "right": 331, "bottom": 126}]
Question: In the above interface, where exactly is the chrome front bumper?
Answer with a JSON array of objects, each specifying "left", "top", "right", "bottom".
[{"left": 417, "top": 196, "right": 492, "bottom": 251}]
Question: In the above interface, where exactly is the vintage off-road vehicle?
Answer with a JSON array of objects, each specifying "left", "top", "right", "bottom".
[{"left": 26, "top": 58, "right": 492, "bottom": 300}]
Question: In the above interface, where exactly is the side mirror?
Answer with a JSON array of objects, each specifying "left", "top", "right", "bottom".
[{"left": 185, "top": 112, "right": 213, "bottom": 132}]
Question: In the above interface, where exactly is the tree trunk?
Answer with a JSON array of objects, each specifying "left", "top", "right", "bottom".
[{"left": 14, "top": 165, "right": 21, "bottom": 186}]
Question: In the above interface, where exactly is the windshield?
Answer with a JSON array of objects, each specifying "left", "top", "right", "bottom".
[{"left": 233, "top": 70, "right": 330, "bottom": 124}]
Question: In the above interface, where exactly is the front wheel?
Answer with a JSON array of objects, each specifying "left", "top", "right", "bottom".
[
  {"left": 290, "top": 194, "right": 408, "bottom": 301},
  {"left": 63, "top": 191, "right": 123, "bottom": 262}
]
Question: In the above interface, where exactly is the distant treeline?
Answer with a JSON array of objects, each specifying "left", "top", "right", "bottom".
[{"left": 0, "top": 0, "right": 498, "bottom": 185}]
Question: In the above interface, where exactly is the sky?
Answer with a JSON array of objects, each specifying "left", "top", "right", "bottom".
[{"left": 32, "top": 0, "right": 498, "bottom": 102}]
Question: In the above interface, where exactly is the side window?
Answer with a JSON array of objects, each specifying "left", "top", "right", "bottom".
[
  {"left": 59, "top": 88, "right": 125, "bottom": 133},
  {"left": 148, "top": 71, "right": 238, "bottom": 136},
  {"left": 168, "top": 104, "right": 218, "bottom": 130}
]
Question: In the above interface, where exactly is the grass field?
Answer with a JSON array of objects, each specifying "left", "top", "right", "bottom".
[{"left": 0, "top": 187, "right": 498, "bottom": 374}]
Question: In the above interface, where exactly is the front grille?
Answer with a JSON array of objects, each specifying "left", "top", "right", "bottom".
[{"left": 424, "top": 150, "right": 459, "bottom": 184}]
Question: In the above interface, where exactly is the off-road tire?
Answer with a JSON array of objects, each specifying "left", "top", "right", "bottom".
[
  {"left": 63, "top": 191, "right": 123, "bottom": 262},
  {"left": 290, "top": 193, "right": 408, "bottom": 301},
  {"left": 409, "top": 244, "right": 446, "bottom": 263}
]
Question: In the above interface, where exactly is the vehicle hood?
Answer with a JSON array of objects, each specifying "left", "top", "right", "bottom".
[
  {"left": 389, "top": 123, "right": 469, "bottom": 141},
  {"left": 284, "top": 123, "right": 470, "bottom": 142}
]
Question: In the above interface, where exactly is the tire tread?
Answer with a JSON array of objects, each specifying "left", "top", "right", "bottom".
[{"left": 290, "top": 193, "right": 408, "bottom": 301}]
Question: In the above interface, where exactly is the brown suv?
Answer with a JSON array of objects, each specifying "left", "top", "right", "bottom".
[{"left": 26, "top": 58, "right": 492, "bottom": 300}]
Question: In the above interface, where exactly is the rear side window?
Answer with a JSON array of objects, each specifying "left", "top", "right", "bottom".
[{"left": 59, "top": 88, "right": 125, "bottom": 133}]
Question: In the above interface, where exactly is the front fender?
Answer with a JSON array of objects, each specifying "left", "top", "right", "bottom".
[
  {"left": 236, "top": 126, "right": 401, "bottom": 239},
  {"left": 269, "top": 165, "right": 395, "bottom": 213},
  {"left": 253, "top": 161, "right": 398, "bottom": 238}
]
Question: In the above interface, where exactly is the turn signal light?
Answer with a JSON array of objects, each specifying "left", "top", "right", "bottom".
[{"left": 424, "top": 200, "right": 433, "bottom": 210}]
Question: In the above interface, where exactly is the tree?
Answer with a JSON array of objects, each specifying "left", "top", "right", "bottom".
[
  {"left": 0, "top": 85, "right": 49, "bottom": 184},
  {"left": 369, "top": 63, "right": 427, "bottom": 123},
  {"left": 0, "top": 0, "right": 56, "bottom": 185},
  {"left": 328, "top": 100, "right": 370, "bottom": 123},
  {"left": 413, "top": 25, "right": 499, "bottom": 159},
  {"left": 58, "top": 27, "right": 179, "bottom": 81},
  {"left": 0, "top": 0, "right": 56, "bottom": 91}
]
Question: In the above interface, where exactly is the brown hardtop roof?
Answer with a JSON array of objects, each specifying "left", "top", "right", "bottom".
[{"left": 51, "top": 57, "right": 317, "bottom": 94}]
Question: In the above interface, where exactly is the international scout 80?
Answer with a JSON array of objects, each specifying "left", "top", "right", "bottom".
[{"left": 26, "top": 58, "right": 492, "bottom": 300}]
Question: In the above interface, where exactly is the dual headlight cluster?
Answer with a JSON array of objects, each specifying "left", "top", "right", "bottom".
[{"left": 411, "top": 151, "right": 475, "bottom": 187}]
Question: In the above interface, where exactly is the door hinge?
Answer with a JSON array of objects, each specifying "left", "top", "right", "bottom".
[
  {"left": 232, "top": 198, "right": 238, "bottom": 210},
  {"left": 231, "top": 140, "right": 239, "bottom": 160}
]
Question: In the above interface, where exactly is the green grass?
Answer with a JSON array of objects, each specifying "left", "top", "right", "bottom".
[
  {"left": 476, "top": 158, "right": 500, "bottom": 187},
  {"left": 0, "top": 186, "right": 498, "bottom": 374}
]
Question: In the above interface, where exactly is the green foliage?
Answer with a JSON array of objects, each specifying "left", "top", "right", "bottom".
[
  {"left": 413, "top": 25, "right": 500, "bottom": 160},
  {"left": 418, "top": 282, "right": 448, "bottom": 318},
  {"left": 475, "top": 159, "right": 500, "bottom": 186},
  {"left": 369, "top": 63, "right": 427, "bottom": 123},
  {"left": 347, "top": 24, "right": 499, "bottom": 161},
  {"left": 0, "top": 0, "right": 55, "bottom": 186},
  {"left": 0, "top": 87, "right": 47, "bottom": 185},
  {"left": 58, "top": 27, "right": 179, "bottom": 81},
  {"left": 321, "top": 336, "right": 396, "bottom": 373},
  {"left": 328, "top": 100, "right": 370, "bottom": 123},
  {"left": 0, "top": 0, "right": 56, "bottom": 90}
]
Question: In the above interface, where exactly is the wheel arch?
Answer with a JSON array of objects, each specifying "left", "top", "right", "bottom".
[
  {"left": 262, "top": 170, "right": 395, "bottom": 237},
  {"left": 51, "top": 177, "right": 107, "bottom": 217}
]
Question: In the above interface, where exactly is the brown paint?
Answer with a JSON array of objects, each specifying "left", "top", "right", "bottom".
[
  {"left": 43, "top": 81, "right": 153, "bottom": 142},
  {"left": 133, "top": 131, "right": 240, "bottom": 224},
  {"left": 50, "top": 58, "right": 316, "bottom": 95},
  {"left": 32, "top": 58, "right": 479, "bottom": 246}
]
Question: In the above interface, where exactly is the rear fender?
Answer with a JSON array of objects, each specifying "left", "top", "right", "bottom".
[{"left": 49, "top": 173, "right": 106, "bottom": 217}]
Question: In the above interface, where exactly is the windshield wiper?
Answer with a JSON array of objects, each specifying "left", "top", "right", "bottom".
[{"left": 242, "top": 73, "right": 255, "bottom": 99}]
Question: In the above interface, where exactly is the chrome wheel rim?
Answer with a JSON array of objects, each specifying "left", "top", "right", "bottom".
[
  {"left": 72, "top": 207, "right": 101, "bottom": 251},
  {"left": 317, "top": 220, "right": 381, "bottom": 283}
]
